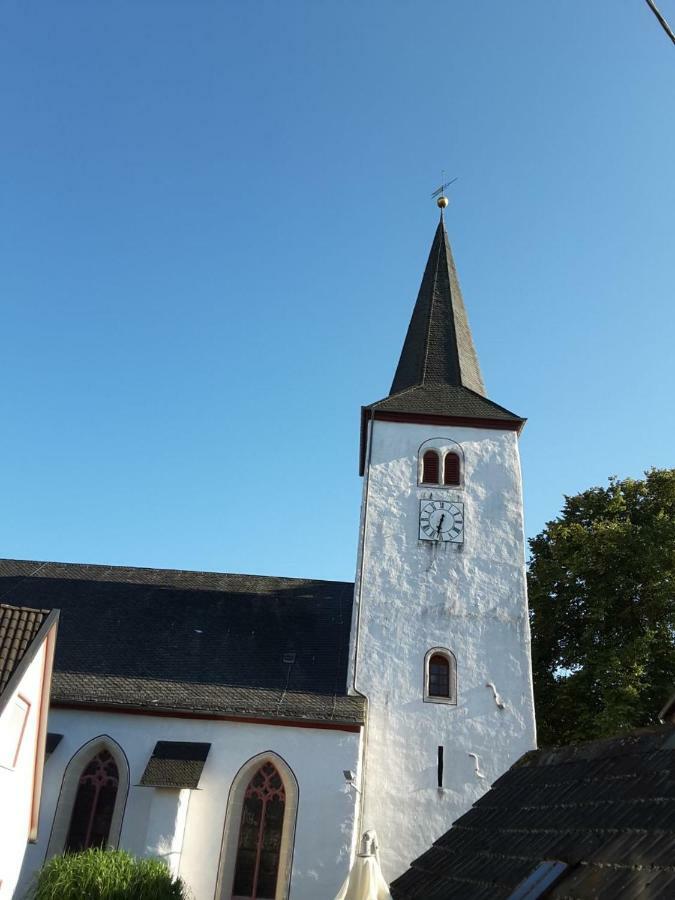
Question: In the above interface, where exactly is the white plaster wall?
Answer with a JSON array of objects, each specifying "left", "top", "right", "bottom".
[
  {"left": 351, "top": 419, "right": 537, "bottom": 881},
  {"left": 17, "top": 708, "right": 361, "bottom": 900},
  {"left": 145, "top": 788, "right": 190, "bottom": 878},
  {"left": 0, "top": 642, "right": 47, "bottom": 900}
]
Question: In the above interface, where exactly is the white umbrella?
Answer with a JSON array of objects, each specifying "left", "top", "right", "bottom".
[{"left": 335, "top": 831, "right": 392, "bottom": 900}]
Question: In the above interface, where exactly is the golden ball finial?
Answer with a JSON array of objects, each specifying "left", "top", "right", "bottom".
[{"left": 437, "top": 195, "right": 449, "bottom": 209}]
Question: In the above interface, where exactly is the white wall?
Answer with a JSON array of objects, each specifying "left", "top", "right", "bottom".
[
  {"left": 350, "top": 419, "right": 537, "bottom": 881},
  {"left": 18, "top": 708, "right": 361, "bottom": 900},
  {"left": 0, "top": 641, "right": 47, "bottom": 900}
]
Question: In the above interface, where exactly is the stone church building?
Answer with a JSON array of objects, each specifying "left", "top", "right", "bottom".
[{"left": 3, "top": 210, "right": 537, "bottom": 899}]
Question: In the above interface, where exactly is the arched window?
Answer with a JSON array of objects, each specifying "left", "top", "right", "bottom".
[
  {"left": 424, "top": 648, "right": 457, "bottom": 705},
  {"left": 443, "top": 451, "right": 461, "bottom": 486},
  {"left": 428, "top": 655, "right": 450, "bottom": 697},
  {"left": 232, "top": 762, "right": 286, "bottom": 900},
  {"left": 421, "top": 450, "right": 440, "bottom": 484},
  {"left": 65, "top": 749, "right": 119, "bottom": 852},
  {"left": 46, "top": 735, "right": 129, "bottom": 861}
]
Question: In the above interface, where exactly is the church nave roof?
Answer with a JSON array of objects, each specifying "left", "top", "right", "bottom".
[{"left": 0, "top": 558, "right": 364, "bottom": 727}]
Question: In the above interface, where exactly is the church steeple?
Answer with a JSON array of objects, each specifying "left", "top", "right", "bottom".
[
  {"left": 359, "top": 213, "right": 524, "bottom": 474},
  {"left": 390, "top": 214, "right": 486, "bottom": 398}
]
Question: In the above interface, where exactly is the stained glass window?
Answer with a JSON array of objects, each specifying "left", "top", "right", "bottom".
[
  {"left": 232, "top": 762, "right": 286, "bottom": 900},
  {"left": 65, "top": 749, "right": 119, "bottom": 852}
]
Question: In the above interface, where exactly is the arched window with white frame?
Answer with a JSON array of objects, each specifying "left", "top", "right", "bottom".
[
  {"left": 46, "top": 735, "right": 129, "bottom": 859},
  {"left": 418, "top": 438, "right": 464, "bottom": 488},
  {"left": 424, "top": 648, "right": 457, "bottom": 705},
  {"left": 217, "top": 752, "right": 298, "bottom": 900}
]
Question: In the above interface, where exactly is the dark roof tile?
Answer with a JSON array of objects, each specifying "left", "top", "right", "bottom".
[
  {"left": 140, "top": 741, "right": 211, "bottom": 789},
  {"left": 365, "top": 217, "right": 523, "bottom": 426},
  {"left": 0, "top": 559, "right": 365, "bottom": 726},
  {"left": 0, "top": 603, "right": 51, "bottom": 697},
  {"left": 392, "top": 725, "right": 675, "bottom": 900}
]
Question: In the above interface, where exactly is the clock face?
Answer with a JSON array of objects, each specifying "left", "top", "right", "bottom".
[{"left": 419, "top": 500, "right": 464, "bottom": 543}]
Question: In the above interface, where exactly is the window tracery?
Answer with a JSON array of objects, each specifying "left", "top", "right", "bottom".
[
  {"left": 65, "top": 749, "right": 119, "bottom": 852},
  {"left": 232, "top": 762, "right": 286, "bottom": 900}
]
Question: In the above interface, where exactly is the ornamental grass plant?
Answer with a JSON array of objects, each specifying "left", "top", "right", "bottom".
[{"left": 31, "top": 849, "right": 189, "bottom": 900}]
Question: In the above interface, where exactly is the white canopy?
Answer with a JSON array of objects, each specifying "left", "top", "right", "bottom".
[{"left": 335, "top": 831, "right": 392, "bottom": 900}]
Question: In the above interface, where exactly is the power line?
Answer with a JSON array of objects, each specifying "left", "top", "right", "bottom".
[{"left": 644, "top": 0, "right": 675, "bottom": 45}]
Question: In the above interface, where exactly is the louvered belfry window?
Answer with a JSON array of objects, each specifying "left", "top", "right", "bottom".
[
  {"left": 443, "top": 452, "right": 460, "bottom": 486},
  {"left": 65, "top": 750, "right": 119, "bottom": 852},
  {"left": 421, "top": 450, "right": 440, "bottom": 484},
  {"left": 232, "top": 762, "right": 286, "bottom": 900},
  {"left": 428, "top": 654, "right": 451, "bottom": 698}
]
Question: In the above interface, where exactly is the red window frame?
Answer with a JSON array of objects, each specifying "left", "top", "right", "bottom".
[
  {"left": 232, "top": 762, "right": 286, "bottom": 900},
  {"left": 421, "top": 450, "right": 440, "bottom": 484},
  {"left": 65, "top": 749, "right": 119, "bottom": 852},
  {"left": 443, "top": 452, "right": 461, "bottom": 486}
]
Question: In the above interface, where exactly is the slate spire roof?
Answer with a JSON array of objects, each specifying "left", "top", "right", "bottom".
[
  {"left": 390, "top": 213, "right": 486, "bottom": 398},
  {"left": 362, "top": 214, "right": 523, "bottom": 431}
]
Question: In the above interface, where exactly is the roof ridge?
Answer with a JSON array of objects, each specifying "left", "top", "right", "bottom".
[{"left": 0, "top": 558, "right": 353, "bottom": 587}]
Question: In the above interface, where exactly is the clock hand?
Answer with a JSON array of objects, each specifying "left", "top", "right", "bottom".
[{"left": 436, "top": 513, "right": 445, "bottom": 533}]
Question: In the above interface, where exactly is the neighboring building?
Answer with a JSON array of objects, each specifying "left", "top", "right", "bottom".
[
  {"left": 5, "top": 208, "right": 535, "bottom": 899},
  {"left": 0, "top": 604, "right": 59, "bottom": 900},
  {"left": 390, "top": 725, "right": 675, "bottom": 899}
]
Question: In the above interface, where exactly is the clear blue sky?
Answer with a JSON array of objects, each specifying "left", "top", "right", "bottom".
[{"left": 2, "top": 2, "right": 673, "bottom": 582}]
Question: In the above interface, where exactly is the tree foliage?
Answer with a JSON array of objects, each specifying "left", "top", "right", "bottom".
[{"left": 528, "top": 469, "right": 675, "bottom": 746}]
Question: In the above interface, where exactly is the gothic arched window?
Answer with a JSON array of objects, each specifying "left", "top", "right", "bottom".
[
  {"left": 64, "top": 749, "right": 119, "bottom": 852},
  {"left": 232, "top": 761, "right": 286, "bottom": 900},
  {"left": 424, "top": 648, "right": 457, "bottom": 705},
  {"left": 443, "top": 451, "right": 461, "bottom": 486},
  {"left": 421, "top": 450, "right": 440, "bottom": 484}
]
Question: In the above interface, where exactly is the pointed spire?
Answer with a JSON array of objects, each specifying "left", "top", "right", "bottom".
[
  {"left": 390, "top": 214, "right": 486, "bottom": 397},
  {"left": 359, "top": 213, "right": 524, "bottom": 474}
]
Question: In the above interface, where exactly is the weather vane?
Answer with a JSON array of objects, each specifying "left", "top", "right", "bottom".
[{"left": 431, "top": 173, "right": 458, "bottom": 209}]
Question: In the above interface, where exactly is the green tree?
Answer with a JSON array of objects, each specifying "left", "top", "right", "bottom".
[{"left": 528, "top": 468, "right": 675, "bottom": 746}]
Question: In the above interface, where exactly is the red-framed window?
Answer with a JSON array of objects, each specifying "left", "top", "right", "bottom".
[
  {"left": 65, "top": 750, "right": 119, "bottom": 852},
  {"left": 443, "top": 452, "right": 461, "bottom": 486},
  {"left": 421, "top": 450, "right": 440, "bottom": 484},
  {"left": 232, "top": 762, "right": 286, "bottom": 900}
]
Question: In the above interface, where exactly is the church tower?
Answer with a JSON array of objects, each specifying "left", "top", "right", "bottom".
[{"left": 350, "top": 206, "right": 537, "bottom": 879}]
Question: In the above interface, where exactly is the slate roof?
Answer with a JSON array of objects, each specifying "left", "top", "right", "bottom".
[
  {"left": 140, "top": 741, "right": 211, "bottom": 789},
  {"left": 364, "top": 216, "right": 523, "bottom": 426},
  {"left": 391, "top": 726, "right": 675, "bottom": 899},
  {"left": 0, "top": 559, "right": 364, "bottom": 727},
  {"left": 0, "top": 602, "right": 51, "bottom": 697},
  {"left": 391, "top": 216, "right": 486, "bottom": 398}
]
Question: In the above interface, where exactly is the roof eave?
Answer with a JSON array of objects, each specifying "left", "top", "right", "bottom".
[
  {"left": 51, "top": 697, "right": 365, "bottom": 731},
  {"left": 359, "top": 405, "right": 526, "bottom": 475}
]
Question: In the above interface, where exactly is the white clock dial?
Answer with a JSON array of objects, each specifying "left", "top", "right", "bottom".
[{"left": 419, "top": 500, "right": 464, "bottom": 543}]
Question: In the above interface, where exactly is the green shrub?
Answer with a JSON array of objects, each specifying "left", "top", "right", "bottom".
[{"left": 31, "top": 849, "right": 189, "bottom": 900}]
